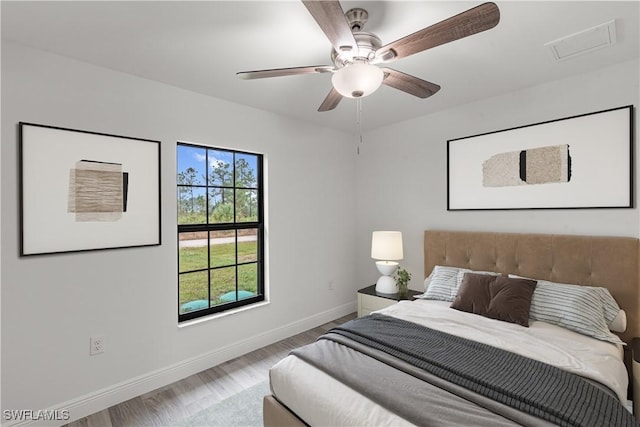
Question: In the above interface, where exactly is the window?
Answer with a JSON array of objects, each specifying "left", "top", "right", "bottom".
[{"left": 177, "top": 143, "right": 264, "bottom": 322}]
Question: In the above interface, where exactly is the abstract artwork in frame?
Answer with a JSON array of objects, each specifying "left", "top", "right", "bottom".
[
  {"left": 19, "top": 122, "right": 161, "bottom": 255},
  {"left": 447, "top": 105, "right": 633, "bottom": 210}
]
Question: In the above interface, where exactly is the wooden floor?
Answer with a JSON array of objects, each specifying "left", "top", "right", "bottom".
[{"left": 66, "top": 312, "right": 356, "bottom": 427}]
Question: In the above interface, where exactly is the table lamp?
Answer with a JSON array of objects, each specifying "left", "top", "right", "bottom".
[{"left": 371, "top": 231, "right": 403, "bottom": 294}]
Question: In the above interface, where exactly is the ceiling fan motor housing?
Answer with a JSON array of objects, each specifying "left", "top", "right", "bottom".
[{"left": 331, "top": 32, "right": 382, "bottom": 67}]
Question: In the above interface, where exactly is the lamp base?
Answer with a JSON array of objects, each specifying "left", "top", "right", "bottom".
[
  {"left": 375, "top": 260, "right": 398, "bottom": 276},
  {"left": 375, "top": 275, "right": 398, "bottom": 294}
]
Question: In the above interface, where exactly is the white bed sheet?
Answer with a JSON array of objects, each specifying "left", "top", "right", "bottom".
[
  {"left": 270, "top": 355, "right": 415, "bottom": 426},
  {"left": 269, "top": 300, "right": 628, "bottom": 425}
]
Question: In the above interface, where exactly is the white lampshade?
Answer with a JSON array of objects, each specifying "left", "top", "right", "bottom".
[
  {"left": 331, "top": 63, "right": 384, "bottom": 99},
  {"left": 371, "top": 231, "right": 403, "bottom": 261}
]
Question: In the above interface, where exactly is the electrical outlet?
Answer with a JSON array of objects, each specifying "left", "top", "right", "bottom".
[
  {"left": 328, "top": 280, "right": 334, "bottom": 290},
  {"left": 90, "top": 335, "right": 105, "bottom": 356}
]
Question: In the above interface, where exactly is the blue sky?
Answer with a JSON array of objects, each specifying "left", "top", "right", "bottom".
[{"left": 177, "top": 145, "right": 257, "bottom": 185}]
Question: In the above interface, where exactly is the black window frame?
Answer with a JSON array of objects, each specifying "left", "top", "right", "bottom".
[{"left": 177, "top": 142, "right": 264, "bottom": 322}]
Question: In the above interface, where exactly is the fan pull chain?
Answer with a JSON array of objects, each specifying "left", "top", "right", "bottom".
[{"left": 356, "top": 98, "right": 363, "bottom": 155}]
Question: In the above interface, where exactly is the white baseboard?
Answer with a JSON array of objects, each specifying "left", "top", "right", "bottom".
[{"left": 2, "top": 301, "right": 356, "bottom": 427}]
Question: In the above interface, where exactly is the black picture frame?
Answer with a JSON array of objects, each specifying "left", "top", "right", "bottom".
[
  {"left": 19, "top": 122, "right": 161, "bottom": 255},
  {"left": 447, "top": 105, "right": 633, "bottom": 210}
]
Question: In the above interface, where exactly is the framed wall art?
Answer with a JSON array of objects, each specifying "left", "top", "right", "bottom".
[
  {"left": 19, "top": 122, "right": 161, "bottom": 255},
  {"left": 447, "top": 105, "right": 633, "bottom": 210}
]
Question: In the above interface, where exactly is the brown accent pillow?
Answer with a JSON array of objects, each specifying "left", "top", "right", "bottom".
[{"left": 450, "top": 273, "right": 537, "bottom": 327}]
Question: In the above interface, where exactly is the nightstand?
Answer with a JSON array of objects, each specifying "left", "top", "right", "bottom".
[{"left": 357, "top": 284, "right": 421, "bottom": 317}]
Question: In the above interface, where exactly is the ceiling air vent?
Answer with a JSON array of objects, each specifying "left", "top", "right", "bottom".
[{"left": 545, "top": 20, "right": 617, "bottom": 61}]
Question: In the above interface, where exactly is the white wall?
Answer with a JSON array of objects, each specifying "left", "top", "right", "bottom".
[
  {"left": 2, "top": 39, "right": 639, "bottom": 424},
  {"left": 355, "top": 59, "right": 640, "bottom": 291},
  {"left": 0, "top": 41, "right": 357, "bottom": 422}
]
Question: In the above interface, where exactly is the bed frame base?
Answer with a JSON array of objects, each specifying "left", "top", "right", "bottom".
[{"left": 263, "top": 394, "right": 307, "bottom": 427}]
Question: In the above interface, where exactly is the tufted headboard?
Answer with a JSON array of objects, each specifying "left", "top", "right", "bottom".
[{"left": 424, "top": 230, "right": 640, "bottom": 345}]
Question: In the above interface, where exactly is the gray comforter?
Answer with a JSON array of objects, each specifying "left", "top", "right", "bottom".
[{"left": 291, "top": 314, "right": 637, "bottom": 427}]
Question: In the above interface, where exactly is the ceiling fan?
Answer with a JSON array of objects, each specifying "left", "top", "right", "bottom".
[{"left": 237, "top": 1, "right": 500, "bottom": 112}]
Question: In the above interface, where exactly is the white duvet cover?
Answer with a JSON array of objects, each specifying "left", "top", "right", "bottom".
[{"left": 269, "top": 300, "right": 628, "bottom": 426}]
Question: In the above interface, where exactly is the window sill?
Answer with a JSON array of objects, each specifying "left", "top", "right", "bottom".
[{"left": 177, "top": 300, "right": 271, "bottom": 328}]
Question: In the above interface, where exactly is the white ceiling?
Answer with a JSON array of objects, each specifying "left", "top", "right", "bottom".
[{"left": 2, "top": 1, "right": 639, "bottom": 134}]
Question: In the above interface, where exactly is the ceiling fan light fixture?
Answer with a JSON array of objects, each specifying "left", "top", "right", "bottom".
[{"left": 331, "top": 63, "right": 383, "bottom": 98}]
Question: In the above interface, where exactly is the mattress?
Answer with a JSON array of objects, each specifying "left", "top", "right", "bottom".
[{"left": 269, "top": 300, "right": 628, "bottom": 426}]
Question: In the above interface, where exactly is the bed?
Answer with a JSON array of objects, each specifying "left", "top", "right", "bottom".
[{"left": 263, "top": 230, "right": 640, "bottom": 426}]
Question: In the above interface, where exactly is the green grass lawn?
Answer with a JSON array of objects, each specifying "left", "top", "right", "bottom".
[{"left": 179, "top": 241, "right": 258, "bottom": 312}]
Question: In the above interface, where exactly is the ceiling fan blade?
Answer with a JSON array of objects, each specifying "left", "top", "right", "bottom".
[
  {"left": 318, "top": 87, "right": 343, "bottom": 112},
  {"left": 237, "top": 65, "right": 334, "bottom": 80},
  {"left": 376, "top": 2, "right": 500, "bottom": 62},
  {"left": 381, "top": 68, "right": 440, "bottom": 98},
  {"left": 302, "top": 0, "right": 358, "bottom": 56}
]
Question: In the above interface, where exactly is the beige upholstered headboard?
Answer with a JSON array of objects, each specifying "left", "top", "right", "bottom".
[{"left": 424, "top": 230, "right": 640, "bottom": 345}]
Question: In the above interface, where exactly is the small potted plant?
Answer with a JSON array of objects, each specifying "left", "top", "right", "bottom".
[{"left": 395, "top": 266, "right": 412, "bottom": 297}]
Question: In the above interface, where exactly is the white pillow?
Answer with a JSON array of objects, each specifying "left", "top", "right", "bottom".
[
  {"left": 609, "top": 310, "right": 627, "bottom": 333},
  {"left": 509, "top": 275, "right": 624, "bottom": 345},
  {"left": 423, "top": 271, "right": 433, "bottom": 291}
]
